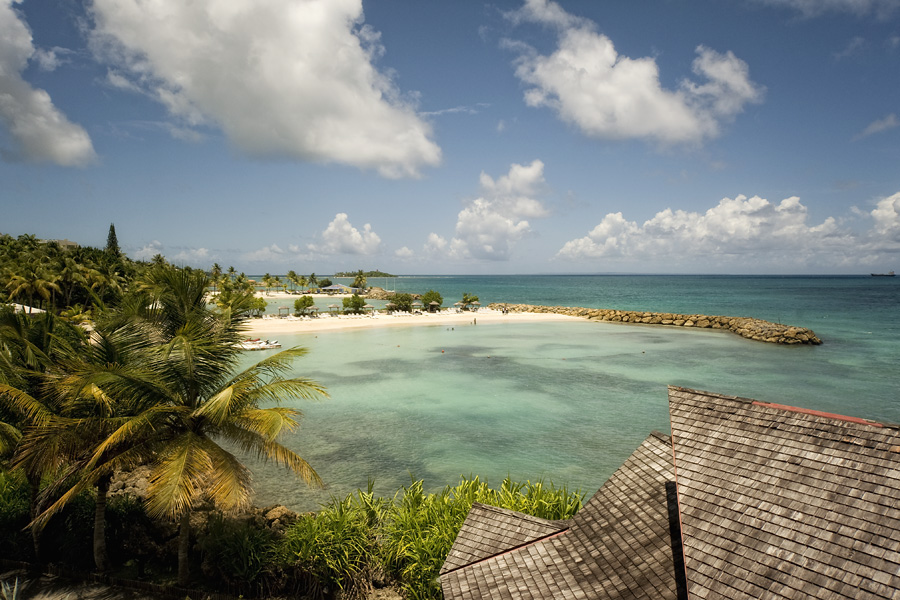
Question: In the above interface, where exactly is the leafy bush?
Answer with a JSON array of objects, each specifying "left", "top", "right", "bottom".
[
  {"left": 199, "top": 513, "right": 278, "bottom": 596},
  {"left": 380, "top": 476, "right": 582, "bottom": 600},
  {"left": 421, "top": 290, "right": 442, "bottom": 311},
  {"left": 106, "top": 494, "right": 161, "bottom": 574},
  {"left": 294, "top": 295, "right": 315, "bottom": 315},
  {"left": 342, "top": 294, "right": 366, "bottom": 315},
  {"left": 278, "top": 484, "right": 387, "bottom": 600},
  {"left": 390, "top": 293, "right": 414, "bottom": 313}
]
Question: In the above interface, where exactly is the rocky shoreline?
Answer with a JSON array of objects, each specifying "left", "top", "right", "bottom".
[{"left": 489, "top": 303, "right": 822, "bottom": 345}]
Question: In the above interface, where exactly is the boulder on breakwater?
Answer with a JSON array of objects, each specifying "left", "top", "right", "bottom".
[{"left": 489, "top": 303, "right": 822, "bottom": 345}]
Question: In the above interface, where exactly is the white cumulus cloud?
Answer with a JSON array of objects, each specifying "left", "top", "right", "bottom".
[
  {"left": 310, "top": 213, "right": 381, "bottom": 255},
  {"left": 556, "top": 194, "right": 857, "bottom": 270},
  {"left": 504, "top": 0, "right": 764, "bottom": 146},
  {"left": 0, "top": 0, "right": 96, "bottom": 166},
  {"left": 433, "top": 159, "right": 549, "bottom": 261},
  {"left": 870, "top": 192, "right": 900, "bottom": 239},
  {"left": 87, "top": 0, "right": 441, "bottom": 178},
  {"left": 131, "top": 240, "right": 165, "bottom": 261}
]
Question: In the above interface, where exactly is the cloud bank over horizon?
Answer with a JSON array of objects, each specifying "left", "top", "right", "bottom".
[{"left": 556, "top": 192, "right": 900, "bottom": 272}]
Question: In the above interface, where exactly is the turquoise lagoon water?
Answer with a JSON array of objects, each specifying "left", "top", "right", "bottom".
[{"left": 243, "top": 275, "right": 900, "bottom": 511}]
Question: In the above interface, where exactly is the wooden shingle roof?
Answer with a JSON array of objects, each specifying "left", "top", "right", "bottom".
[
  {"left": 441, "top": 503, "right": 567, "bottom": 574},
  {"left": 669, "top": 386, "right": 900, "bottom": 600},
  {"left": 440, "top": 432, "right": 678, "bottom": 600}
]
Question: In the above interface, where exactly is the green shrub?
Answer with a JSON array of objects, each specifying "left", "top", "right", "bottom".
[
  {"left": 279, "top": 484, "right": 386, "bottom": 600},
  {"left": 199, "top": 513, "right": 278, "bottom": 596},
  {"left": 380, "top": 476, "right": 583, "bottom": 600}
]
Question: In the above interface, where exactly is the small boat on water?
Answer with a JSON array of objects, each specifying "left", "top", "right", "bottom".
[
  {"left": 238, "top": 338, "right": 282, "bottom": 350},
  {"left": 871, "top": 271, "right": 895, "bottom": 277}
]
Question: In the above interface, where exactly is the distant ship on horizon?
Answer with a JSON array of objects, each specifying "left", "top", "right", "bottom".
[{"left": 871, "top": 270, "right": 895, "bottom": 277}]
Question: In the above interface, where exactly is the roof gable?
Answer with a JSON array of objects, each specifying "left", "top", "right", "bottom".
[
  {"left": 441, "top": 503, "right": 567, "bottom": 575},
  {"left": 441, "top": 432, "right": 679, "bottom": 599}
]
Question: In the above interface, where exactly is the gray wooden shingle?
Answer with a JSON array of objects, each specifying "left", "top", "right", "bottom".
[
  {"left": 440, "top": 432, "right": 678, "bottom": 599},
  {"left": 441, "top": 387, "right": 900, "bottom": 599},
  {"left": 669, "top": 386, "right": 900, "bottom": 600}
]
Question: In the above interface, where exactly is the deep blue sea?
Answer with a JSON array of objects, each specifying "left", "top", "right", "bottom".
[{"left": 242, "top": 275, "right": 900, "bottom": 511}]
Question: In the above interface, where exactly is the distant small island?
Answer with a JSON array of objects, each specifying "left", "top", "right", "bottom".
[{"left": 333, "top": 270, "right": 396, "bottom": 277}]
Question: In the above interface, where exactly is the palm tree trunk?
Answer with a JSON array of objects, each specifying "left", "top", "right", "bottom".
[
  {"left": 93, "top": 473, "right": 111, "bottom": 572},
  {"left": 28, "top": 476, "right": 41, "bottom": 560},
  {"left": 177, "top": 511, "right": 191, "bottom": 587}
]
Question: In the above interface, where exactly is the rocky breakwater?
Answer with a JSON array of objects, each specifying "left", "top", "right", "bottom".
[{"left": 490, "top": 303, "right": 822, "bottom": 345}]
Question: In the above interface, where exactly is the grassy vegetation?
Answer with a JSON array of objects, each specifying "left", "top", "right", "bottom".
[{"left": 0, "top": 471, "right": 582, "bottom": 599}]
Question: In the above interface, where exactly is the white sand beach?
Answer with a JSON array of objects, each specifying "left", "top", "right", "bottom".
[{"left": 241, "top": 291, "right": 580, "bottom": 335}]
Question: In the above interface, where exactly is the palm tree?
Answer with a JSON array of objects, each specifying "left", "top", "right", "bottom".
[
  {"left": 286, "top": 270, "right": 298, "bottom": 292},
  {"left": 6, "top": 263, "right": 61, "bottom": 312},
  {"left": 0, "top": 308, "right": 80, "bottom": 559},
  {"left": 308, "top": 273, "right": 318, "bottom": 292},
  {"left": 210, "top": 263, "right": 222, "bottom": 293},
  {"left": 56, "top": 257, "right": 89, "bottom": 308},
  {"left": 352, "top": 269, "right": 367, "bottom": 292},
  {"left": 461, "top": 292, "right": 479, "bottom": 311},
  {"left": 14, "top": 318, "right": 153, "bottom": 572},
  {"left": 86, "top": 266, "right": 326, "bottom": 584}
]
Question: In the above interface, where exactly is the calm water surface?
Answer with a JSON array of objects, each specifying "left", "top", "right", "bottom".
[{"left": 243, "top": 275, "right": 900, "bottom": 511}]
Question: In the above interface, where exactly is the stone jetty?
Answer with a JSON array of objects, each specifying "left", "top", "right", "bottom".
[{"left": 489, "top": 303, "right": 822, "bottom": 345}]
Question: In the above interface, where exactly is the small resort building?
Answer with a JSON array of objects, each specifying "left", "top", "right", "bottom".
[{"left": 440, "top": 387, "right": 900, "bottom": 599}]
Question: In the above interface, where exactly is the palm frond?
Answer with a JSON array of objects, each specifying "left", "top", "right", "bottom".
[
  {"left": 230, "top": 346, "right": 311, "bottom": 381},
  {"left": 242, "top": 377, "right": 329, "bottom": 405},
  {"left": 193, "top": 384, "right": 236, "bottom": 426},
  {"left": 230, "top": 406, "right": 303, "bottom": 440},
  {"left": 0, "top": 421, "right": 21, "bottom": 456},
  {"left": 85, "top": 403, "right": 188, "bottom": 471},
  {"left": 0, "top": 384, "right": 51, "bottom": 426},
  {"left": 145, "top": 432, "right": 213, "bottom": 520},
  {"left": 259, "top": 439, "right": 323, "bottom": 487},
  {"left": 195, "top": 436, "right": 252, "bottom": 512}
]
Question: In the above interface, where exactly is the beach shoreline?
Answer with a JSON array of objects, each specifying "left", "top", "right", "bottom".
[
  {"left": 238, "top": 290, "right": 580, "bottom": 335},
  {"left": 241, "top": 306, "right": 581, "bottom": 336}
]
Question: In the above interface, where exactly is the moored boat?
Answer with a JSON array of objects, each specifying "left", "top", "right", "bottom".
[{"left": 238, "top": 339, "right": 282, "bottom": 350}]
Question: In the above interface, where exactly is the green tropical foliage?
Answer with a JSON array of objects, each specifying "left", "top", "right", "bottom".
[
  {"left": 294, "top": 295, "right": 315, "bottom": 315},
  {"left": 390, "top": 293, "right": 414, "bottom": 313},
  {"left": 278, "top": 476, "right": 582, "bottom": 600},
  {"left": 460, "top": 292, "right": 479, "bottom": 311},
  {"left": 342, "top": 294, "right": 366, "bottom": 314},
  {"left": 421, "top": 290, "right": 442, "bottom": 312},
  {"left": 350, "top": 270, "right": 367, "bottom": 291},
  {"left": 1, "top": 259, "right": 328, "bottom": 586}
]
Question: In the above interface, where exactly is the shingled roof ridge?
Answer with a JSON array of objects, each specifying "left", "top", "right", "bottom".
[{"left": 669, "top": 385, "right": 900, "bottom": 430}]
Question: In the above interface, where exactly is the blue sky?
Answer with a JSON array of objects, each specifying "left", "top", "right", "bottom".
[{"left": 2, "top": 0, "right": 899, "bottom": 274}]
